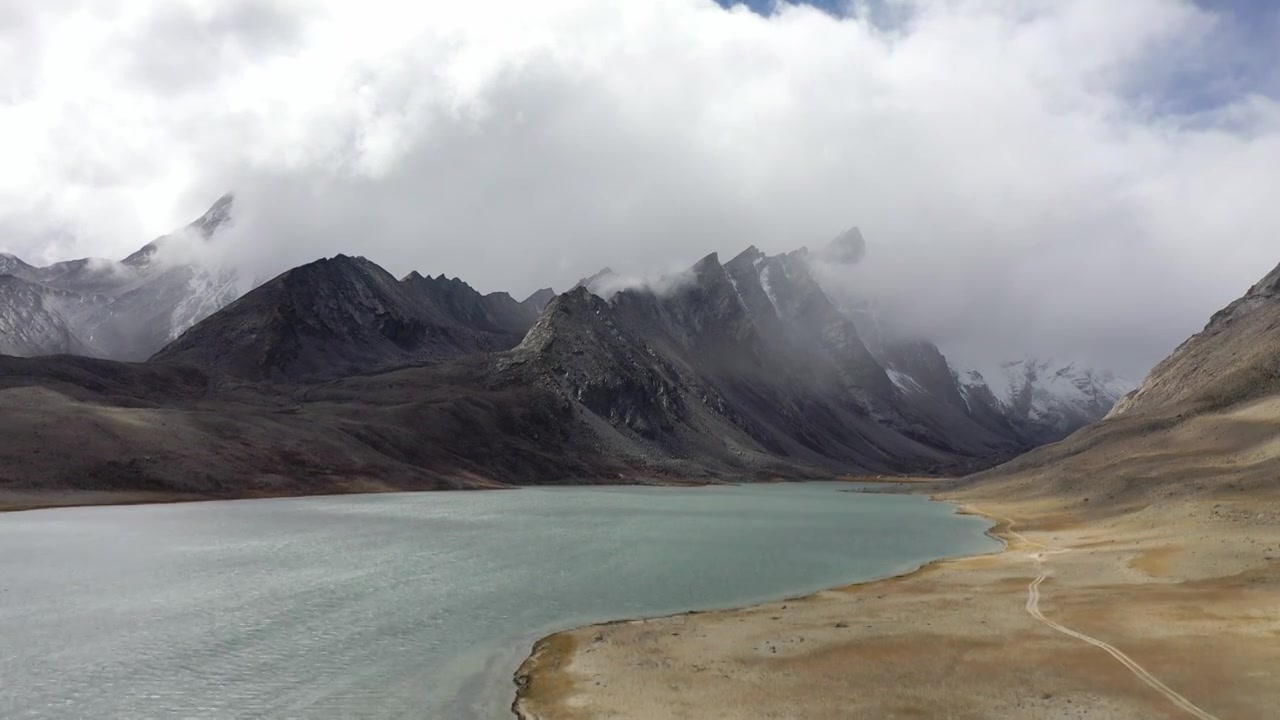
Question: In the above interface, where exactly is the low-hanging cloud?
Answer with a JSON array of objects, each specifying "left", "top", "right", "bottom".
[{"left": 2, "top": 0, "right": 1279, "bottom": 377}]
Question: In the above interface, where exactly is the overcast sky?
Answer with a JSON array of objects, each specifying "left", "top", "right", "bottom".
[{"left": 2, "top": 0, "right": 1278, "bottom": 377}]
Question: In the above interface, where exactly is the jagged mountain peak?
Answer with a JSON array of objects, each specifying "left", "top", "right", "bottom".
[
  {"left": 820, "top": 226, "right": 866, "bottom": 265},
  {"left": 287, "top": 253, "right": 390, "bottom": 285},
  {"left": 523, "top": 287, "right": 556, "bottom": 312},
  {"left": 685, "top": 253, "right": 737, "bottom": 296},
  {"left": 121, "top": 193, "right": 235, "bottom": 268},
  {"left": 579, "top": 267, "right": 615, "bottom": 283},
  {"left": 691, "top": 251, "right": 721, "bottom": 272},
  {"left": 729, "top": 246, "right": 765, "bottom": 265},
  {"left": 328, "top": 252, "right": 372, "bottom": 265},
  {"left": 401, "top": 268, "right": 542, "bottom": 336},
  {"left": 545, "top": 285, "right": 604, "bottom": 315},
  {"left": 191, "top": 192, "right": 234, "bottom": 237},
  {"left": 1248, "top": 261, "right": 1280, "bottom": 298},
  {"left": 400, "top": 270, "right": 462, "bottom": 285},
  {"left": 517, "top": 286, "right": 610, "bottom": 352},
  {"left": 576, "top": 267, "right": 621, "bottom": 298},
  {"left": 402, "top": 268, "right": 463, "bottom": 287}
]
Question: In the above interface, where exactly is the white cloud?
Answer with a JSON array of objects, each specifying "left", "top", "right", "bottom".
[{"left": 0, "top": 0, "right": 1277, "bottom": 376}]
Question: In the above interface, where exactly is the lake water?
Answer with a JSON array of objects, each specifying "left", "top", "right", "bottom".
[{"left": 0, "top": 483, "right": 997, "bottom": 719}]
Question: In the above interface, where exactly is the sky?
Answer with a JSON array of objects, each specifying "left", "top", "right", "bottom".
[{"left": 1, "top": 0, "right": 1279, "bottom": 378}]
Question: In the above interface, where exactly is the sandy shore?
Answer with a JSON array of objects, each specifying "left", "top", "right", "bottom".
[
  {"left": 512, "top": 489, "right": 1280, "bottom": 719},
  {"left": 0, "top": 489, "right": 220, "bottom": 513}
]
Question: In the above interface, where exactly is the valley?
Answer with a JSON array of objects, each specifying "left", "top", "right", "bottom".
[{"left": 5, "top": 3, "right": 1278, "bottom": 719}]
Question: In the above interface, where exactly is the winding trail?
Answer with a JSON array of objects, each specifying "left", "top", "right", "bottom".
[{"left": 984, "top": 510, "right": 1223, "bottom": 720}]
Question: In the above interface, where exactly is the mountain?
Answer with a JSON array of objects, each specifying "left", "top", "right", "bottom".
[
  {"left": 522, "top": 287, "right": 556, "bottom": 313},
  {"left": 1108, "top": 261, "right": 1280, "bottom": 418},
  {"left": 956, "top": 358, "right": 1132, "bottom": 443},
  {"left": 147, "top": 242, "right": 1039, "bottom": 477},
  {"left": 121, "top": 193, "right": 234, "bottom": 268},
  {"left": 815, "top": 229, "right": 1129, "bottom": 444},
  {"left": 1, "top": 246, "right": 1038, "bottom": 504},
  {"left": 817, "top": 226, "right": 867, "bottom": 265},
  {"left": 3, "top": 214, "right": 1124, "bottom": 448},
  {"left": 962, "top": 259, "right": 1280, "bottom": 506},
  {"left": 0, "top": 195, "right": 240, "bottom": 360},
  {"left": 402, "top": 271, "right": 547, "bottom": 337},
  {"left": 0, "top": 226, "right": 1151, "bottom": 504},
  {"left": 574, "top": 267, "right": 624, "bottom": 297},
  {"left": 0, "top": 253, "right": 36, "bottom": 278},
  {"left": 545, "top": 246, "right": 1027, "bottom": 473},
  {"left": 0, "top": 276, "right": 97, "bottom": 357},
  {"left": 153, "top": 256, "right": 549, "bottom": 380}
]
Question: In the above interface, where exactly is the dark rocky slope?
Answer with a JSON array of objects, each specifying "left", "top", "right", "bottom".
[{"left": 152, "top": 256, "right": 547, "bottom": 380}]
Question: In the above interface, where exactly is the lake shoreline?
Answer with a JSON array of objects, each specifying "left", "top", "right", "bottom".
[
  {"left": 0, "top": 476, "right": 915, "bottom": 514},
  {"left": 510, "top": 490, "right": 1279, "bottom": 719},
  {"left": 0, "top": 478, "right": 732, "bottom": 514},
  {"left": 510, "top": 490, "right": 1006, "bottom": 720}
]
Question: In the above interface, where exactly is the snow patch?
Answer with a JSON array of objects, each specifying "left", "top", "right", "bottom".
[
  {"left": 724, "top": 272, "right": 749, "bottom": 312},
  {"left": 886, "top": 368, "right": 925, "bottom": 394},
  {"left": 759, "top": 266, "right": 780, "bottom": 312}
]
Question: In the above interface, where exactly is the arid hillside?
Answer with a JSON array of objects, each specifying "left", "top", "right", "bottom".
[{"left": 954, "top": 261, "right": 1280, "bottom": 511}]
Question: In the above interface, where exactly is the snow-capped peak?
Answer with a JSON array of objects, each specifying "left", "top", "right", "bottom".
[
  {"left": 0, "top": 194, "right": 243, "bottom": 360},
  {"left": 958, "top": 357, "right": 1134, "bottom": 439}
]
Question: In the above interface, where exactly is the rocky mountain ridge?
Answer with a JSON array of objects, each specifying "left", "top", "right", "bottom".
[
  {"left": 1, "top": 219, "right": 1145, "bottom": 499},
  {"left": 152, "top": 255, "right": 550, "bottom": 380}
]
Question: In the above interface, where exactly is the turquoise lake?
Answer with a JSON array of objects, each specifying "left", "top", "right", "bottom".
[{"left": 0, "top": 483, "right": 998, "bottom": 718}]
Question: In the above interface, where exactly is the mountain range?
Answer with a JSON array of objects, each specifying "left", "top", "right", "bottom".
[
  {"left": 0, "top": 195, "right": 239, "bottom": 360},
  {"left": 0, "top": 200, "right": 1139, "bottom": 499}
]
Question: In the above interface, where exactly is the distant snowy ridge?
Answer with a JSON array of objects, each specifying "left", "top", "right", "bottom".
[
  {"left": 0, "top": 194, "right": 241, "bottom": 360},
  {"left": 811, "top": 228, "right": 1131, "bottom": 445},
  {"left": 957, "top": 358, "right": 1134, "bottom": 440}
]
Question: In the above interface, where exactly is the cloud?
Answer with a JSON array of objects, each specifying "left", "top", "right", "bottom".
[
  {"left": 119, "top": 0, "right": 306, "bottom": 97},
  {"left": 1, "top": 0, "right": 1278, "bottom": 377}
]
